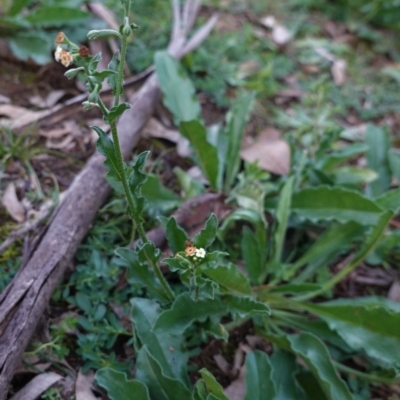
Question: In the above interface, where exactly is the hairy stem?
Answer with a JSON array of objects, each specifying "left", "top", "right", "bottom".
[{"left": 107, "top": 0, "right": 174, "bottom": 301}]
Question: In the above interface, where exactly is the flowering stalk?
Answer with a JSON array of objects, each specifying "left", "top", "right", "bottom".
[
  {"left": 182, "top": 244, "right": 207, "bottom": 300},
  {"left": 54, "top": 0, "right": 174, "bottom": 302}
]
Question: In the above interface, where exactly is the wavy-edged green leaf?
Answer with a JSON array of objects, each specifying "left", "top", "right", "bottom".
[
  {"left": 95, "top": 368, "right": 150, "bottom": 400},
  {"left": 241, "top": 226, "right": 265, "bottom": 285},
  {"left": 199, "top": 369, "right": 229, "bottom": 400},
  {"left": 141, "top": 174, "right": 181, "bottom": 215},
  {"left": 164, "top": 217, "right": 189, "bottom": 254},
  {"left": 223, "top": 92, "right": 256, "bottom": 192},
  {"left": 265, "top": 333, "right": 353, "bottom": 400},
  {"left": 296, "top": 210, "right": 393, "bottom": 300},
  {"left": 202, "top": 319, "right": 229, "bottom": 341},
  {"left": 9, "top": 32, "right": 51, "bottom": 64},
  {"left": 270, "top": 283, "right": 322, "bottom": 295},
  {"left": 389, "top": 148, "right": 400, "bottom": 182},
  {"left": 129, "top": 151, "right": 149, "bottom": 194},
  {"left": 179, "top": 121, "right": 219, "bottom": 189},
  {"left": 273, "top": 313, "right": 351, "bottom": 352},
  {"left": 366, "top": 124, "right": 391, "bottom": 196},
  {"left": 93, "top": 125, "right": 123, "bottom": 189},
  {"left": 128, "top": 151, "right": 149, "bottom": 217},
  {"left": 274, "top": 176, "right": 294, "bottom": 263},
  {"left": 270, "top": 349, "right": 307, "bottom": 400},
  {"left": 138, "top": 241, "right": 160, "bottom": 266},
  {"left": 193, "top": 214, "right": 218, "bottom": 249},
  {"left": 244, "top": 351, "right": 276, "bottom": 400},
  {"left": 107, "top": 51, "right": 120, "bottom": 95},
  {"left": 8, "top": 0, "right": 31, "bottom": 16},
  {"left": 219, "top": 208, "right": 265, "bottom": 238},
  {"left": 155, "top": 51, "right": 201, "bottom": 123},
  {"left": 201, "top": 262, "right": 251, "bottom": 295},
  {"left": 375, "top": 187, "right": 400, "bottom": 213},
  {"left": 0, "top": 16, "right": 30, "bottom": 31},
  {"left": 90, "top": 69, "right": 117, "bottom": 84},
  {"left": 136, "top": 347, "right": 192, "bottom": 400},
  {"left": 291, "top": 186, "right": 383, "bottom": 225},
  {"left": 25, "top": 6, "right": 90, "bottom": 26},
  {"left": 224, "top": 294, "right": 270, "bottom": 317},
  {"left": 174, "top": 166, "right": 205, "bottom": 198},
  {"left": 331, "top": 166, "right": 378, "bottom": 185},
  {"left": 303, "top": 297, "right": 400, "bottom": 368},
  {"left": 289, "top": 221, "right": 364, "bottom": 283},
  {"left": 296, "top": 371, "right": 328, "bottom": 400},
  {"left": 108, "top": 102, "right": 131, "bottom": 121},
  {"left": 193, "top": 379, "right": 208, "bottom": 400},
  {"left": 321, "top": 143, "right": 368, "bottom": 171},
  {"left": 131, "top": 298, "right": 189, "bottom": 384},
  {"left": 153, "top": 293, "right": 227, "bottom": 335},
  {"left": 118, "top": 248, "right": 166, "bottom": 301}
]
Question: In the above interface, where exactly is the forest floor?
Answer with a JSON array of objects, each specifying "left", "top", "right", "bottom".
[{"left": 1, "top": 0, "right": 400, "bottom": 399}]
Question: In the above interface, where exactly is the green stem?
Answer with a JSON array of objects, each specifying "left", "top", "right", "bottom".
[
  {"left": 97, "top": 96, "right": 110, "bottom": 116},
  {"left": 113, "top": 2, "right": 130, "bottom": 108},
  {"left": 142, "top": 247, "right": 175, "bottom": 302},
  {"left": 109, "top": 119, "right": 137, "bottom": 224},
  {"left": 333, "top": 361, "right": 399, "bottom": 385},
  {"left": 104, "top": 0, "right": 174, "bottom": 302}
]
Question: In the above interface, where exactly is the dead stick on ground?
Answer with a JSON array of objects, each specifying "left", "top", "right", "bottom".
[{"left": 0, "top": 2, "right": 217, "bottom": 397}]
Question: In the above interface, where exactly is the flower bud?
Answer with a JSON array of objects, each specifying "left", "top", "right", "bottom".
[
  {"left": 121, "top": 17, "right": 132, "bottom": 37},
  {"left": 55, "top": 32, "right": 67, "bottom": 44},
  {"left": 79, "top": 45, "right": 90, "bottom": 57}
]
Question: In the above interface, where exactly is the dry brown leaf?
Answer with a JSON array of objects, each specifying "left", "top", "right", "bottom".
[
  {"left": 75, "top": 369, "right": 99, "bottom": 400},
  {"left": 39, "top": 126, "right": 70, "bottom": 139},
  {"left": 45, "top": 90, "right": 68, "bottom": 108},
  {"left": 0, "top": 104, "right": 48, "bottom": 130},
  {"left": 41, "top": 121, "right": 85, "bottom": 150},
  {"left": 240, "top": 128, "right": 290, "bottom": 175},
  {"left": 9, "top": 372, "right": 62, "bottom": 400},
  {"left": 302, "top": 64, "right": 320, "bottom": 74},
  {"left": 331, "top": 59, "right": 347, "bottom": 86},
  {"left": 143, "top": 118, "right": 191, "bottom": 157},
  {"left": 213, "top": 354, "right": 231, "bottom": 374},
  {"left": 0, "top": 104, "right": 30, "bottom": 119},
  {"left": 2, "top": 183, "right": 25, "bottom": 222},
  {"left": 28, "top": 95, "right": 47, "bottom": 109},
  {"left": 224, "top": 373, "right": 246, "bottom": 400},
  {"left": 274, "top": 88, "right": 304, "bottom": 105}
]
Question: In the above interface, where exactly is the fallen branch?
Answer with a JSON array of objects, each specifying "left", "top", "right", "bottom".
[{"left": 0, "top": 2, "right": 217, "bottom": 397}]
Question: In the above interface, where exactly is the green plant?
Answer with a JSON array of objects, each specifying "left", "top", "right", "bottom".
[
  {"left": 0, "top": 127, "right": 48, "bottom": 197},
  {"left": 52, "top": 0, "right": 400, "bottom": 398}
]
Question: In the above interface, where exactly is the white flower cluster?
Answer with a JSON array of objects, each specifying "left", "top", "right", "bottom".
[{"left": 195, "top": 248, "right": 206, "bottom": 258}]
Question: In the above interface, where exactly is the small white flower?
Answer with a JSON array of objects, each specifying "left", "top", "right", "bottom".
[
  {"left": 195, "top": 248, "right": 206, "bottom": 258},
  {"left": 54, "top": 46, "right": 62, "bottom": 62}
]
